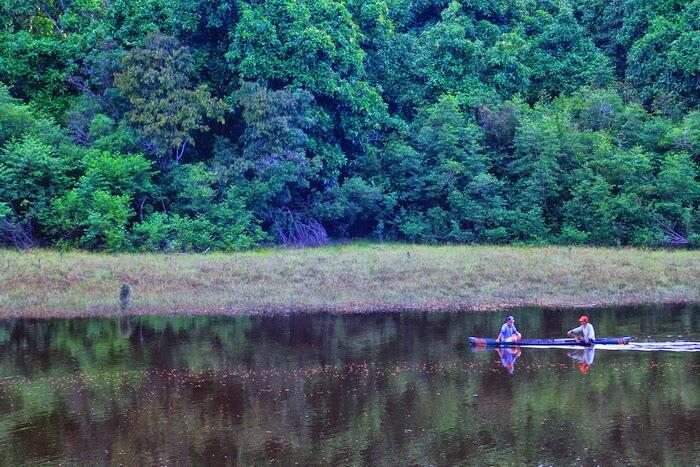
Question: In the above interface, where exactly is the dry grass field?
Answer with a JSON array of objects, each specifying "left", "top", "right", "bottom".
[{"left": 1, "top": 244, "right": 699, "bottom": 318}]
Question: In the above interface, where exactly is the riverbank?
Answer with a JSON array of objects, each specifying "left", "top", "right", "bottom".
[{"left": 1, "top": 244, "right": 699, "bottom": 318}]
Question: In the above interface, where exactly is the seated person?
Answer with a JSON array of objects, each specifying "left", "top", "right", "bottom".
[
  {"left": 567, "top": 315, "right": 596, "bottom": 344},
  {"left": 495, "top": 315, "right": 522, "bottom": 342}
]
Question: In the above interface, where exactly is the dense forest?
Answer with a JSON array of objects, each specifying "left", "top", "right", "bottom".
[{"left": 0, "top": 0, "right": 698, "bottom": 251}]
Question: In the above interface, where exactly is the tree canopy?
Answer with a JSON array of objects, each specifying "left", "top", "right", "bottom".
[{"left": 0, "top": 0, "right": 698, "bottom": 250}]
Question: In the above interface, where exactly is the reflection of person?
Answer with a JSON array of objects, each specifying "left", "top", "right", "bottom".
[
  {"left": 496, "top": 315, "right": 522, "bottom": 342},
  {"left": 568, "top": 348, "right": 595, "bottom": 374},
  {"left": 497, "top": 347, "right": 522, "bottom": 374},
  {"left": 567, "top": 315, "right": 595, "bottom": 344}
]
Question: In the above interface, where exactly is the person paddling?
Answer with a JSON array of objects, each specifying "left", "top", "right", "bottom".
[
  {"left": 496, "top": 315, "right": 522, "bottom": 343},
  {"left": 567, "top": 315, "right": 595, "bottom": 344}
]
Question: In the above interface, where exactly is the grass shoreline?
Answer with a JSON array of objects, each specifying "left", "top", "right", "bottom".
[{"left": 1, "top": 244, "right": 699, "bottom": 319}]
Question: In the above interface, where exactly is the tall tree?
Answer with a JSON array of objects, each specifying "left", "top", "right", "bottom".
[{"left": 114, "top": 33, "right": 226, "bottom": 168}]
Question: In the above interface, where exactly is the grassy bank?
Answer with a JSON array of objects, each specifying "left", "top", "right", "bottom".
[{"left": 1, "top": 244, "right": 699, "bottom": 318}]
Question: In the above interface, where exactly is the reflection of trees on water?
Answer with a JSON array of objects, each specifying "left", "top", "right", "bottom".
[{"left": 0, "top": 305, "right": 697, "bottom": 465}]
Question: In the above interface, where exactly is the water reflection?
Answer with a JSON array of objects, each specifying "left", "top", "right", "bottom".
[
  {"left": 568, "top": 348, "right": 596, "bottom": 374},
  {"left": 0, "top": 304, "right": 697, "bottom": 465},
  {"left": 496, "top": 347, "right": 521, "bottom": 374}
]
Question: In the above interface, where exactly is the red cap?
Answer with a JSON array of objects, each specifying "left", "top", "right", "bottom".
[
  {"left": 578, "top": 315, "right": 589, "bottom": 323},
  {"left": 579, "top": 363, "right": 589, "bottom": 374}
]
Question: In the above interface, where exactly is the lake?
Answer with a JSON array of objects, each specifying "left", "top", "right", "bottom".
[{"left": 0, "top": 304, "right": 698, "bottom": 465}]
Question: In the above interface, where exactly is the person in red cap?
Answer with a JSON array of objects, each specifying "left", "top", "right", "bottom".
[{"left": 567, "top": 315, "right": 596, "bottom": 344}]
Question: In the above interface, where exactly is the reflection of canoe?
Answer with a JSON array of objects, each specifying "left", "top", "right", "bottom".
[{"left": 468, "top": 337, "right": 633, "bottom": 346}]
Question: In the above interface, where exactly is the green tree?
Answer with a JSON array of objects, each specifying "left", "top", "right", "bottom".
[
  {"left": 524, "top": 3, "right": 613, "bottom": 99},
  {"left": 131, "top": 188, "right": 265, "bottom": 252},
  {"left": 0, "top": 84, "right": 36, "bottom": 144},
  {"left": 508, "top": 111, "right": 566, "bottom": 235},
  {"left": 0, "top": 135, "right": 71, "bottom": 246},
  {"left": 228, "top": 0, "right": 387, "bottom": 163},
  {"left": 654, "top": 152, "right": 700, "bottom": 243},
  {"left": 627, "top": 2, "right": 700, "bottom": 109},
  {"left": 114, "top": 33, "right": 226, "bottom": 167},
  {"left": 46, "top": 150, "right": 155, "bottom": 250}
]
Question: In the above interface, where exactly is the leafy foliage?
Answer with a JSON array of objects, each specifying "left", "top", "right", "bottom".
[
  {"left": 0, "top": 0, "right": 699, "bottom": 250},
  {"left": 114, "top": 33, "right": 226, "bottom": 167}
]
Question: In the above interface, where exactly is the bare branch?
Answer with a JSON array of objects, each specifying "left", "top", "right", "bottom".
[
  {"left": 174, "top": 139, "right": 188, "bottom": 165},
  {"left": 272, "top": 209, "right": 329, "bottom": 248},
  {"left": 36, "top": 1, "right": 65, "bottom": 35},
  {"left": 653, "top": 215, "right": 689, "bottom": 245},
  {"left": 1, "top": 218, "right": 38, "bottom": 249}
]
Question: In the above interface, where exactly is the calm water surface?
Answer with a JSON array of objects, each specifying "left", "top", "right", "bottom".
[{"left": 0, "top": 304, "right": 698, "bottom": 465}]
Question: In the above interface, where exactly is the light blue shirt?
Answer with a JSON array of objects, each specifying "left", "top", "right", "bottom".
[{"left": 500, "top": 323, "right": 519, "bottom": 340}]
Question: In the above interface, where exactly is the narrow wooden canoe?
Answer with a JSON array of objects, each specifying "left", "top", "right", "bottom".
[{"left": 468, "top": 337, "right": 633, "bottom": 346}]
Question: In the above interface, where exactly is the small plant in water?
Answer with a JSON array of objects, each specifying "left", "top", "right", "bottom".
[{"left": 119, "top": 283, "right": 131, "bottom": 313}]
